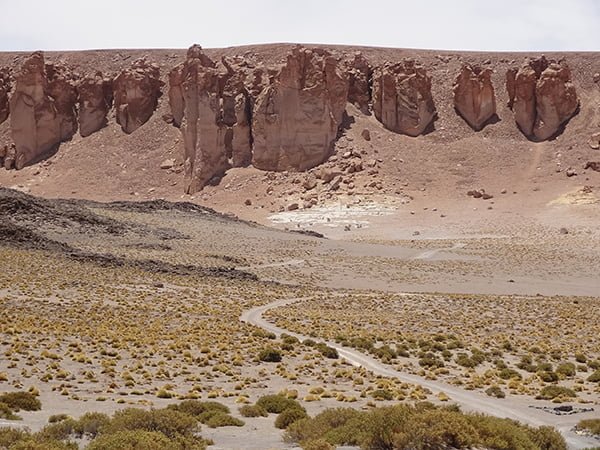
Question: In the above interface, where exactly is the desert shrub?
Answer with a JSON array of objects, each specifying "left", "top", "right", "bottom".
[
  {"left": 256, "top": 395, "right": 302, "bottom": 414},
  {"left": 456, "top": 353, "right": 478, "bottom": 368},
  {"left": 498, "top": 368, "right": 522, "bottom": 380},
  {"left": 555, "top": 363, "right": 576, "bottom": 378},
  {"left": 537, "top": 386, "right": 576, "bottom": 400},
  {"left": 588, "top": 360, "right": 600, "bottom": 370},
  {"left": 300, "top": 439, "right": 334, "bottom": 450},
  {"left": 86, "top": 430, "right": 181, "bottom": 450},
  {"left": 587, "top": 370, "right": 600, "bottom": 383},
  {"left": 517, "top": 356, "right": 537, "bottom": 372},
  {"left": 370, "top": 389, "right": 394, "bottom": 401},
  {"left": 537, "top": 370, "right": 559, "bottom": 383},
  {"left": 0, "top": 391, "right": 42, "bottom": 411},
  {"left": 485, "top": 386, "right": 506, "bottom": 399},
  {"left": 37, "top": 418, "right": 78, "bottom": 441},
  {"left": 418, "top": 353, "right": 445, "bottom": 368},
  {"left": 371, "top": 345, "right": 396, "bottom": 362},
  {"left": 75, "top": 411, "right": 111, "bottom": 437},
  {"left": 574, "top": 352, "right": 587, "bottom": 363},
  {"left": 275, "top": 407, "right": 309, "bottom": 429},
  {"left": 285, "top": 408, "right": 362, "bottom": 445},
  {"left": 316, "top": 343, "right": 338, "bottom": 359},
  {"left": 169, "top": 400, "right": 229, "bottom": 418},
  {"left": 0, "top": 428, "right": 32, "bottom": 448},
  {"left": 285, "top": 404, "right": 566, "bottom": 450},
  {"left": 578, "top": 419, "right": 600, "bottom": 435},
  {"left": 204, "top": 412, "right": 244, "bottom": 428},
  {"left": 0, "top": 401, "right": 20, "bottom": 420},
  {"left": 48, "top": 414, "right": 71, "bottom": 423},
  {"left": 10, "top": 440, "right": 77, "bottom": 450},
  {"left": 258, "top": 347, "right": 282, "bottom": 362},
  {"left": 239, "top": 405, "right": 268, "bottom": 418},
  {"left": 281, "top": 333, "right": 300, "bottom": 345},
  {"left": 529, "top": 426, "right": 567, "bottom": 450},
  {"left": 103, "top": 408, "right": 198, "bottom": 438},
  {"left": 252, "top": 330, "right": 276, "bottom": 339},
  {"left": 349, "top": 337, "right": 374, "bottom": 351}
]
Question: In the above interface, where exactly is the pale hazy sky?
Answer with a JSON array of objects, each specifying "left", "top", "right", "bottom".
[{"left": 0, "top": 0, "right": 598, "bottom": 52}]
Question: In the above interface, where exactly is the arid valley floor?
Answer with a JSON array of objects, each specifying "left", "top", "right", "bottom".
[{"left": 0, "top": 43, "right": 599, "bottom": 449}]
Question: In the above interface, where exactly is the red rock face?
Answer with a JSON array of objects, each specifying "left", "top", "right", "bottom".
[
  {"left": 372, "top": 60, "right": 436, "bottom": 137},
  {"left": 46, "top": 63, "right": 79, "bottom": 141},
  {"left": 9, "top": 52, "right": 78, "bottom": 169},
  {"left": 252, "top": 46, "right": 348, "bottom": 172},
  {"left": 0, "top": 68, "right": 10, "bottom": 125},
  {"left": 507, "top": 57, "right": 579, "bottom": 141},
  {"left": 346, "top": 52, "right": 372, "bottom": 113},
  {"left": 113, "top": 58, "right": 162, "bottom": 134},
  {"left": 169, "top": 45, "right": 252, "bottom": 193},
  {"left": 453, "top": 65, "right": 496, "bottom": 131},
  {"left": 77, "top": 72, "right": 113, "bottom": 137}
]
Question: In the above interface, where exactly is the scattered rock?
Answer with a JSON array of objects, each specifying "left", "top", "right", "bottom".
[
  {"left": 566, "top": 168, "right": 577, "bottom": 177},
  {"left": 594, "top": 73, "right": 600, "bottom": 83},
  {"left": 160, "top": 159, "right": 175, "bottom": 170},
  {"left": 287, "top": 202, "right": 299, "bottom": 211},
  {"left": 559, "top": 227, "right": 569, "bottom": 235},
  {"left": 361, "top": 129, "right": 371, "bottom": 141},
  {"left": 589, "top": 132, "right": 600, "bottom": 150},
  {"left": 244, "top": 199, "right": 252, "bottom": 206},
  {"left": 583, "top": 161, "right": 600, "bottom": 172},
  {"left": 373, "top": 59, "right": 436, "bottom": 136}
]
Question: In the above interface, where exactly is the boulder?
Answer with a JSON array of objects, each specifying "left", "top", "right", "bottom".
[
  {"left": 0, "top": 67, "right": 10, "bottom": 125},
  {"left": 77, "top": 71, "right": 113, "bottom": 137},
  {"left": 168, "top": 45, "right": 252, "bottom": 193},
  {"left": 453, "top": 65, "right": 496, "bottom": 130},
  {"left": 113, "top": 58, "right": 163, "bottom": 134},
  {"left": 372, "top": 60, "right": 435, "bottom": 136},
  {"left": 9, "top": 52, "right": 77, "bottom": 169},
  {"left": 346, "top": 52, "right": 372, "bottom": 113},
  {"left": 252, "top": 46, "right": 349, "bottom": 172},
  {"left": 507, "top": 57, "right": 578, "bottom": 141}
]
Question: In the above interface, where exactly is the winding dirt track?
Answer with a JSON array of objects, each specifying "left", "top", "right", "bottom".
[{"left": 241, "top": 298, "right": 599, "bottom": 450}]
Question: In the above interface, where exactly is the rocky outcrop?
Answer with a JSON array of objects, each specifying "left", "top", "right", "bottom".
[
  {"left": 453, "top": 65, "right": 496, "bottom": 130},
  {"left": 0, "top": 68, "right": 10, "bottom": 125},
  {"left": 252, "top": 46, "right": 348, "bottom": 172},
  {"left": 113, "top": 58, "right": 162, "bottom": 134},
  {"left": 373, "top": 60, "right": 435, "bottom": 136},
  {"left": 77, "top": 72, "right": 113, "bottom": 137},
  {"left": 46, "top": 63, "right": 79, "bottom": 141},
  {"left": 169, "top": 45, "right": 252, "bottom": 193},
  {"left": 9, "top": 52, "right": 78, "bottom": 169},
  {"left": 507, "top": 57, "right": 579, "bottom": 141},
  {"left": 346, "top": 52, "right": 372, "bottom": 113}
]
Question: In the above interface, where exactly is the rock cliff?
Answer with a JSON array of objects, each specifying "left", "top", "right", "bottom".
[{"left": 372, "top": 60, "right": 435, "bottom": 136}]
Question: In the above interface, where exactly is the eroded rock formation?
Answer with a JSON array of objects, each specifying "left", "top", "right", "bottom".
[
  {"left": 507, "top": 57, "right": 578, "bottom": 141},
  {"left": 453, "top": 65, "right": 496, "bottom": 130},
  {"left": 0, "top": 68, "right": 10, "bottom": 125},
  {"left": 252, "top": 46, "right": 348, "bottom": 172},
  {"left": 169, "top": 45, "right": 253, "bottom": 193},
  {"left": 113, "top": 58, "right": 162, "bottom": 134},
  {"left": 46, "top": 63, "right": 79, "bottom": 141},
  {"left": 373, "top": 60, "right": 435, "bottom": 136},
  {"left": 346, "top": 52, "right": 372, "bottom": 113},
  {"left": 9, "top": 52, "right": 78, "bottom": 169},
  {"left": 77, "top": 72, "right": 113, "bottom": 137}
]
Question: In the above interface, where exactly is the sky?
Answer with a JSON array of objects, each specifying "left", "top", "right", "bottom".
[{"left": 0, "top": 0, "right": 598, "bottom": 52}]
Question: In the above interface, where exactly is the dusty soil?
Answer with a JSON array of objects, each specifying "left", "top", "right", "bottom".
[{"left": 0, "top": 43, "right": 599, "bottom": 449}]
